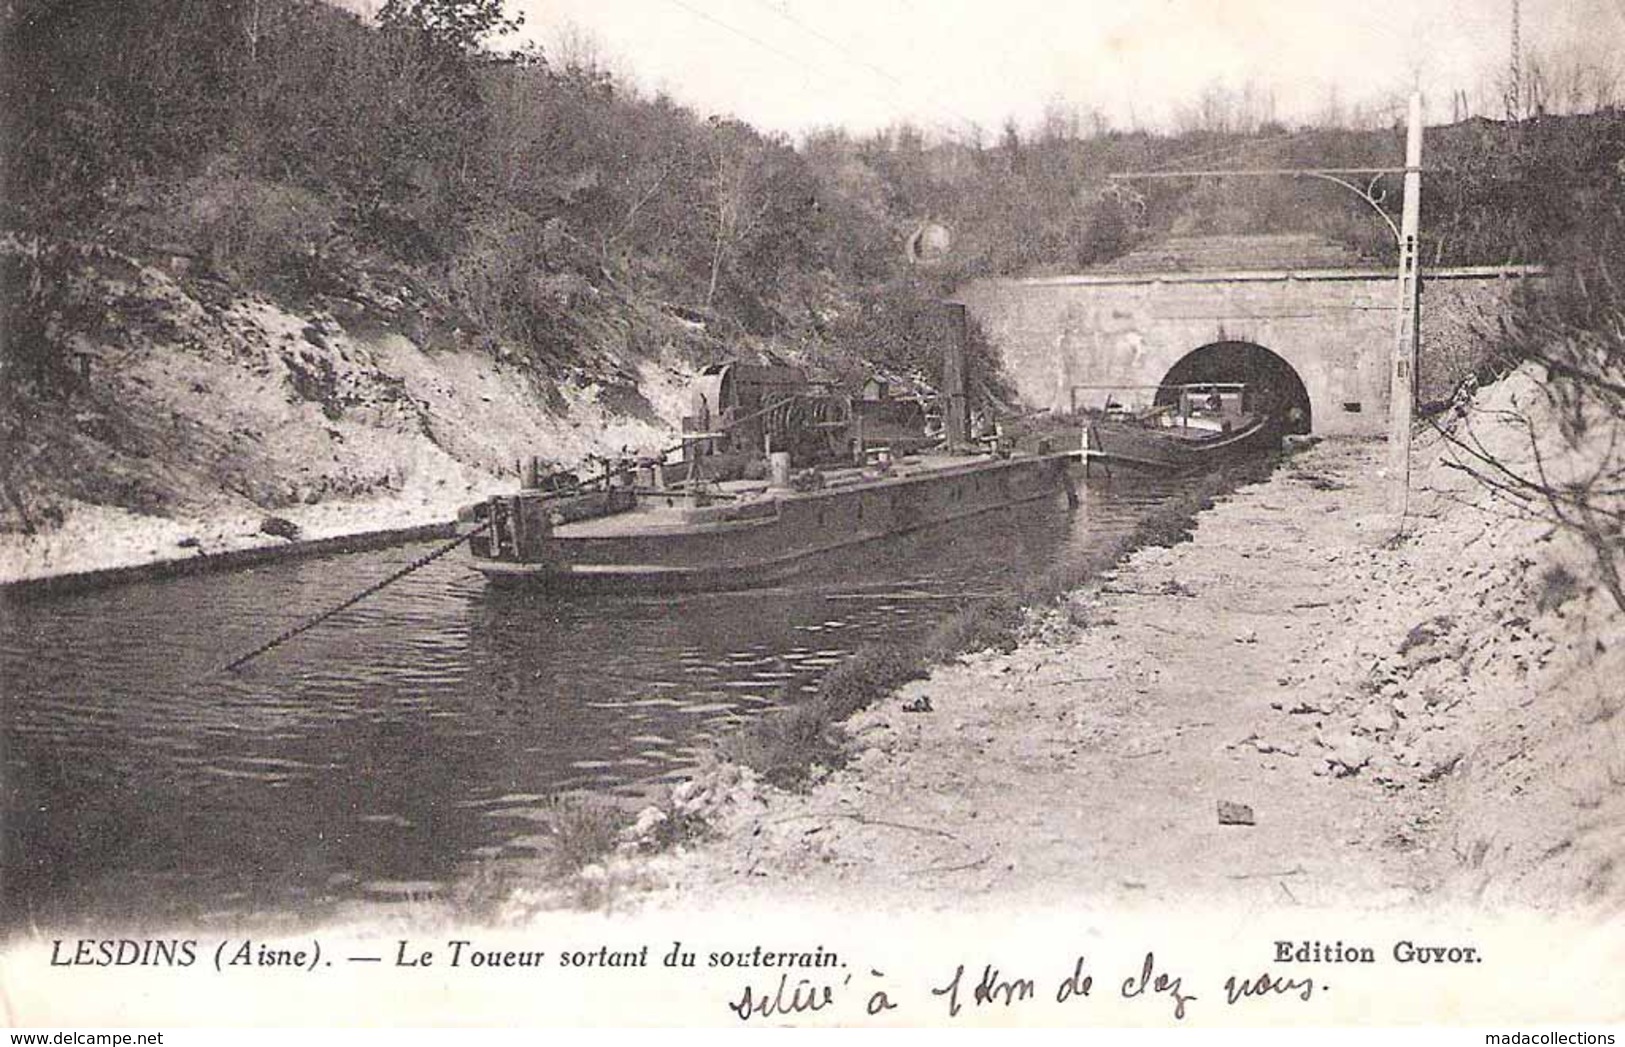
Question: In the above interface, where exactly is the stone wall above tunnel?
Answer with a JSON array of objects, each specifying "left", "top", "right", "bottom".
[{"left": 955, "top": 267, "right": 1540, "bottom": 437}]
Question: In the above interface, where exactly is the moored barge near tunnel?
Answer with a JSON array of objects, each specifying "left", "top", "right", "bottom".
[
  {"left": 461, "top": 304, "right": 1081, "bottom": 592},
  {"left": 1078, "top": 382, "right": 1279, "bottom": 475}
]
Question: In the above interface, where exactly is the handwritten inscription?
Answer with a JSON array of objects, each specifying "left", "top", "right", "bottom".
[
  {"left": 729, "top": 973, "right": 841, "bottom": 1020},
  {"left": 1120, "top": 951, "right": 1196, "bottom": 1020},
  {"left": 1224, "top": 970, "right": 1316, "bottom": 1005},
  {"left": 930, "top": 963, "right": 1036, "bottom": 1017},
  {"left": 723, "top": 950, "right": 1343, "bottom": 1022}
]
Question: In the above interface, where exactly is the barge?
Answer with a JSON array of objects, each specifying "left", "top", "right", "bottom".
[
  {"left": 465, "top": 447, "right": 1078, "bottom": 592},
  {"left": 463, "top": 305, "right": 1080, "bottom": 592},
  {"left": 1080, "top": 382, "right": 1278, "bottom": 475}
]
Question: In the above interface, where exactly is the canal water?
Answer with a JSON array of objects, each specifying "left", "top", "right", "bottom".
[{"left": 1, "top": 472, "right": 1201, "bottom": 929}]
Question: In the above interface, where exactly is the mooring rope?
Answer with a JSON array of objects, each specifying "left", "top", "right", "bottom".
[{"left": 218, "top": 521, "right": 490, "bottom": 674}]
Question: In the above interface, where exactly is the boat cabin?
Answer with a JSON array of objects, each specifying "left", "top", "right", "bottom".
[{"left": 1155, "top": 383, "right": 1251, "bottom": 433}]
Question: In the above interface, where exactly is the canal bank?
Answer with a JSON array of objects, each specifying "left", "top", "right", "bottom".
[
  {"left": 0, "top": 515, "right": 461, "bottom": 600},
  {"left": 573, "top": 371, "right": 1625, "bottom": 917},
  {"left": 0, "top": 477, "right": 478, "bottom": 598}
]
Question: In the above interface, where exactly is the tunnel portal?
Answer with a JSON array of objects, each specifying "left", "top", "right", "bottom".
[{"left": 1155, "top": 341, "right": 1314, "bottom": 434}]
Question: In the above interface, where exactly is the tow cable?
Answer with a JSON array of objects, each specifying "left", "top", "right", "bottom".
[{"left": 217, "top": 521, "right": 489, "bottom": 674}]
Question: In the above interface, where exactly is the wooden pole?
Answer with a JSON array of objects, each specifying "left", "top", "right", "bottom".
[
  {"left": 942, "top": 302, "right": 972, "bottom": 451},
  {"left": 1387, "top": 93, "right": 1424, "bottom": 518}
]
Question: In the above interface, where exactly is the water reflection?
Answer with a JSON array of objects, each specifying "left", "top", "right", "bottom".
[{"left": 1, "top": 474, "right": 1188, "bottom": 927}]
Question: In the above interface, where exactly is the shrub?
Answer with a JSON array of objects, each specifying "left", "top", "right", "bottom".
[
  {"left": 180, "top": 176, "right": 342, "bottom": 292},
  {"left": 1536, "top": 563, "right": 1583, "bottom": 613},
  {"left": 717, "top": 703, "right": 847, "bottom": 791},
  {"left": 544, "top": 794, "right": 624, "bottom": 875},
  {"left": 813, "top": 645, "right": 927, "bottom": 720},
  {"left": 921, "top": 596, "right": 1025, "bottom": 662},
  {"left": 0, "top": 238, "right": 104, "bottom": 397}
]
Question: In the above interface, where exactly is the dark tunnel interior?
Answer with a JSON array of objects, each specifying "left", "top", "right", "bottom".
[{"left": 1154, "top": 341, "right": 1314, "bottom": 434}]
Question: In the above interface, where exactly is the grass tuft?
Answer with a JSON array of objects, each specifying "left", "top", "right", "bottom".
[
  {"left": 543, "top": 794, "right": 625, "bottom": 875},
  {"left": 921, "top": 596, "right": 1025, "bottom": 662},
  {"left": 718, "top": 704, "right": 848, "bottom": 790},
  {"left": 815, "top": 645, "right": 928, "bottom": 720}
]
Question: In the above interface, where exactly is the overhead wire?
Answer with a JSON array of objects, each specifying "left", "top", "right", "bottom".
[
  {"left": 745, "top": 0, "right": 982, "bottom": 136},
  {"left": 660, "top": 0, "right": 981, "bottom": 140},
  {"left": 1146, "top": 134, "right": 1288, "bottom": 173},
  {"left": 749, "top": 0, "right": 910, "bottom": 91},
  {"left": 663, "top": 0, "right": 820, "bottom": 79}
]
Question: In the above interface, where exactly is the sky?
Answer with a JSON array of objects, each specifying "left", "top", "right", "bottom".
[
  {"left": 506, "top": 0, "right": 1625, "bottom": 137},
  {"left": 350, "top": 0, "right": 1625, "bottom": 138}
]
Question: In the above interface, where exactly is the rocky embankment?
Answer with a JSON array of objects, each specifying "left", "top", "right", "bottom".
[
  {"left": 619, "top": 371, "right": 1623, "bottom": 916},
  {"left": 0, "top": 241, "right": 698, "bottom": 586}
]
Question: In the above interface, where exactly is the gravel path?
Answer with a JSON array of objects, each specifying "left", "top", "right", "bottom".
[{"left": 646, "top": 413, "right": 1624, "bottom": 918}]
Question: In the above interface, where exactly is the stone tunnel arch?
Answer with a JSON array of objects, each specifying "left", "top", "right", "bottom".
[{"left": 1154, "top": 340, "right": 1314, "bottom": 434}]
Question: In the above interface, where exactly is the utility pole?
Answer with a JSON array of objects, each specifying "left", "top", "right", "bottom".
[
  {"left": 1387, "top": 92, "right": 1424, "bottom": 519},
  {"left": 1507, "top": 0, "right": 1522, "bottom": 119},
  {"left": 1106, "top": 91, "right": 1426, "bottom": 524}
]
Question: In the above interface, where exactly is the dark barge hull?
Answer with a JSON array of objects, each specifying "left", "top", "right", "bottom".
[
  {"left": 1082, "top": 418, "right": 1277, "bottom": 474},
  {"left": 471, "top": 452, "right": 1078, "bottom": 593}
]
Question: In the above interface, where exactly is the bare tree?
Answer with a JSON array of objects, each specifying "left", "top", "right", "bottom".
[
  {"left": 1436, "top": 178, "right": 1625, "bottom": 612},
  {"left": 1037, "top": 96, "right": 1080, "bottom": 144},
  {"left": 1532, "top": 43, "right": 1624, "bottom": 114},
  {"left": 700, "top": 119, "right": 810, "bottom": 314}
]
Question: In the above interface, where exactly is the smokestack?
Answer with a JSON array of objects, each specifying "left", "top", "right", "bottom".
[{"left": 942, "top": 302, "right": 972, "bottom": 450}]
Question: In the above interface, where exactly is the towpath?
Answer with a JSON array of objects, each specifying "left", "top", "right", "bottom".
[{"left": 647, "top": 416, "right": 1623, "bottom": 915}]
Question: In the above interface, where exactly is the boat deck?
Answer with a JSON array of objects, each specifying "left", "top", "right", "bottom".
[
  {"left": 1152, "top": 422, "right": 1253, "bottom": 444},
  {"left": 554, "top": 452, "right": 1026, "bottom": 538}
]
